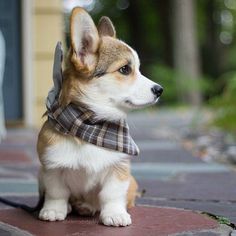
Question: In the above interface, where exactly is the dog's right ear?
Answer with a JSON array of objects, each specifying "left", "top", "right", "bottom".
[
  {"left": 70, "top": 7, "right": 99, "bottom": 74},
  {"left": 98, "top": 16, "right": 116, "bottom": 38}
]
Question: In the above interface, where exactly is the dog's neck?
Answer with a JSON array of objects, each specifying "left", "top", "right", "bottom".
[{"left": 80, "top": 99, "right": 127, "bottom": 122}]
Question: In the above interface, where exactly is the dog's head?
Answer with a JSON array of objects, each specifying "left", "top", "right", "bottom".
[{"left": 61, "top": 7, "right": 163, "bottom": 120}]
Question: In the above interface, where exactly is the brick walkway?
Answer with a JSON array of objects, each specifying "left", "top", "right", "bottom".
[{"left": 0, "top": 109, "right": 235, "bottom": 235}]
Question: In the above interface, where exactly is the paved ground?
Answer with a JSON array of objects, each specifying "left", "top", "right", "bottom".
[
  {"left": 0, "top": 108, "right": 236, "bottom": 235},
  {"left": 129, "top": 109, "right": 236, "bottom": 224}
]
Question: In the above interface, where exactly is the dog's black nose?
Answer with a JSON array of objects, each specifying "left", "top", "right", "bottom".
[{"left": 151, "top": 85, "right": 163, "bottom": 97}]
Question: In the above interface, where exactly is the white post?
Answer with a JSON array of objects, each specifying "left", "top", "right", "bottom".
[
  {"left": 22, "top": 0, "right": 34, "bottom": 127},
  {"left": 0, "top": 30, "right": 6, "bottom": 140}
]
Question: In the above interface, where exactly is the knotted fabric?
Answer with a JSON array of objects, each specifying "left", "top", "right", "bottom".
[{"left": 46, "top": 42, "right": 139, "bottom": 156}]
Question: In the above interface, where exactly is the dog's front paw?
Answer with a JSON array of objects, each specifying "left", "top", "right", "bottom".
[
  {"left": 100, "top": 211, "right": 132, "bottom": 227},
  {"left": 39, "top": 208, "right": 67, "bottom": 221}
]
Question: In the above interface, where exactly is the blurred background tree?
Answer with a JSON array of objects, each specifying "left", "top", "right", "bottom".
[
  {"left": 172, "top": 0, "right": 202, "bottom": 106},
  {"left": 64, "top": 0, "right": 236, "bottom": 131}
]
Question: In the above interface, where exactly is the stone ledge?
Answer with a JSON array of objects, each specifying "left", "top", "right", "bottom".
[{"left": 0, "top": 206, "right": 224, "bottom": 236}]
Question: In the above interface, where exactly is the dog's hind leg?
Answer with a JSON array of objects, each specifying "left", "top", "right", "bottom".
[
  {"left": 127, "top": 175, "right": 138, "bottom": 208},
  {"left": 73, "top": 201, "right": 97, "bottom": 216},
  {"left": 70, "top": 192, "right": 99, "bottom": 216}
]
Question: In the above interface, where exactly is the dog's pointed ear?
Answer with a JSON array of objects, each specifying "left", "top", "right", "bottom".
[
  {"left": 70, "top": 7, "right": 99, "bottom": 73},
  {"left": 97, "top": 16, "right": 116, "bottom": 38}
]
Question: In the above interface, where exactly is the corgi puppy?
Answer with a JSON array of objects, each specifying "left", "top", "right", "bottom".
[{"left": 37, "top": 7, "right": 163, "bottom": 227}]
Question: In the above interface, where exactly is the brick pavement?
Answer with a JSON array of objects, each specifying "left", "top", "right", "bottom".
[{"left": 0, "top": 109, "right": 235, "bottom": 235}]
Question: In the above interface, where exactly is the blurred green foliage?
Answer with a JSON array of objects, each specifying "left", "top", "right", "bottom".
[
  {"left": 147, "top": 63, "right": 213, "bottom": 105},
  {"left": 210, "top": 72, "right": 236, "bottom": 131},
  {"left": 147, "top": 64, "right": 177, "bottom": 104}
]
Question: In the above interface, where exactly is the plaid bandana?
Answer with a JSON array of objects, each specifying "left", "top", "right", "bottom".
[{"left": 46, "top": 42, "right": 139, "bottom": 156}]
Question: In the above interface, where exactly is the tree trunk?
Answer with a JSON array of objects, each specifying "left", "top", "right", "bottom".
[{"left": 172, "top": 0, "right": 202, "bottom": 105}]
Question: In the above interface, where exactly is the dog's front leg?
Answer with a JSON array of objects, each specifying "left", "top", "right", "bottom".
[
  {"left": 39, "top": 168, "right": 70, "bottom": 221},
  {"left": 99, "top": 174, "right": 131, "bottom": 227}
]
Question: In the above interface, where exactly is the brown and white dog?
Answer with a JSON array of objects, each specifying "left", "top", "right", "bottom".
[{"left": 37, "top": 7, "right": 163, "bottom": 227}]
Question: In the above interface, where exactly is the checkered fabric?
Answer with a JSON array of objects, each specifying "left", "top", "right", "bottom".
[{"left": 46, "top": 42, "right": 139, "bottom": 156}]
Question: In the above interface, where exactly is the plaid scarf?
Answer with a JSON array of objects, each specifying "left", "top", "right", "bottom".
[{"left": 46, "top": 42, "right": 139, "bottom": 156}]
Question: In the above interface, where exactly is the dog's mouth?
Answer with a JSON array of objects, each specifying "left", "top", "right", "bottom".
[{"left": 123, "top": 98, "right": 159, "bottom": 109}]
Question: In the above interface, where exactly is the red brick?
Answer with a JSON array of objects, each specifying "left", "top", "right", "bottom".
[{"left": 0, "top": 206, "right": 218, "bottom": 236}]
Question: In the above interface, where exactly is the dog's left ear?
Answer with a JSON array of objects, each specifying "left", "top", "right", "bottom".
[
  {"left": 97, "top": 16, "right": 116, "bottom": 38},
  {"left": 70, "top": 7, "right": 99, "bottom": 73}
]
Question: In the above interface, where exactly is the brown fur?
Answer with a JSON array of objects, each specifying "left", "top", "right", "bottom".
[
  {"left": 37, "top": 122, "right": 59, "bottom": 159},
  {"left": 37, "top": 121, "right": 63, "bottom": 165},
  {"left": 98, "top": 16, "right": 116, "bottom": 38},
  {"left": 127, "top": 175, "right": 138, "bottom": 208},
  {"left": 37, "top": 121, "right": 83, "bottom": 166},
  {"left": 70, "top": 8, "right": 99, "bottom": 75},
  {"left": 113, "top": 162, "right": 138, "bottom": 208}
]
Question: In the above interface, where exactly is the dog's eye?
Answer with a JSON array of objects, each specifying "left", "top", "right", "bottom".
[{"left": 118, "top": 65, "right": 132, "bottom": 75}]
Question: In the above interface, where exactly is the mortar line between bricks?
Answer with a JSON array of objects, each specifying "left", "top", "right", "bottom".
[{"left": 141, "top": 196, "right": 236, "bottom": 204}]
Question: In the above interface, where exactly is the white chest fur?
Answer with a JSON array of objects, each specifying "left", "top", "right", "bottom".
[{"left": 43, "top": 137, "right": 128, "bottom": 172}]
